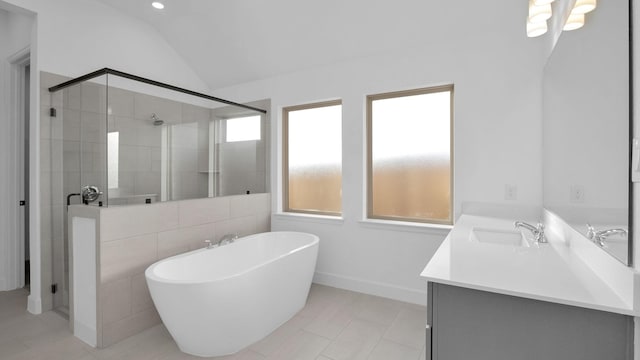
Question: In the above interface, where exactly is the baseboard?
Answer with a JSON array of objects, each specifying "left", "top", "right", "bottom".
[
  {"left": 74, "top": 321, "right": 97, "bottom": 347},
  {"left": 27, "top": 294, "right": 41, "bottom": 314},
  {"left": 313, "top": 271, "right": 427, "bottom": 306}
]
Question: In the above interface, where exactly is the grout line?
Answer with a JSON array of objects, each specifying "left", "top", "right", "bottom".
[
  {"left": 381, "top": 336, "right": 425, "bottom": 351},
  {"left": 301, "top": 328, "right": 333, "bottom": 342}
]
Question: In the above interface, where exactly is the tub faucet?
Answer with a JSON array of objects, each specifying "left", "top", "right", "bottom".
[
  {"left": 586, "top": 224, "right": 627, "bottom": 247},
  {"left": 218, "top": 233, "right": 239, "bottom": 246},
  {"left": 514, "top": 221, "right": 547, "bottom": 243}
]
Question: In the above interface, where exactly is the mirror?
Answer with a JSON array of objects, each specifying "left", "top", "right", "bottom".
[{"left": 543, "top": 0, "right": 631, "bottom": 264}]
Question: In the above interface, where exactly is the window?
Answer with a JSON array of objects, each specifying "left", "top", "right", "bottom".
[
  {"left": 367, "top": 86, "right": 453, "bottom": 224},
  {"left": 283, "top": 100, "right": 342, "bottom": 215},
  {"left": 226, "top": 115, "right": 261, "bottom": 142}
]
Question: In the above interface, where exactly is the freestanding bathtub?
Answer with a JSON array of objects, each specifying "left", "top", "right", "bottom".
[{"left": 145, "top": 231, "right": 319, "bottom": 357}]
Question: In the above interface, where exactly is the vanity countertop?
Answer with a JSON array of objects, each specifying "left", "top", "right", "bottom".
[{"left": 421, "top": 214, "right": 635, "bottom": 315}]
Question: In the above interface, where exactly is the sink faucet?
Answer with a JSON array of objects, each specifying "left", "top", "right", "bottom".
[
  {"left": 217, "top": 233, "right": 239, "bottom": 247},
  {"left": 586, "top": 224, "right": 627, "bottom": 247},
  {"left": 514, "top": 221, "right": 547, "bottom": 243}
]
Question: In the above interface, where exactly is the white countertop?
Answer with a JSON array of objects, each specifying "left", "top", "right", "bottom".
[{"left": 421, "top": 214, "right": 635, "bottom": 315}]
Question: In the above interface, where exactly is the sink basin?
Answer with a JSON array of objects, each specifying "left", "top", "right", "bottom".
[{"left": 470, "top": 227, "right": 529, "bottom": 247}]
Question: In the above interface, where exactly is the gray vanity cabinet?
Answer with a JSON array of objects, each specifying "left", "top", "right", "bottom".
[{"left": 426, "top": 282, "right": 633, "bottom": 360}]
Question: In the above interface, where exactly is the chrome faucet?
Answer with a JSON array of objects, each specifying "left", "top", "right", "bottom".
[
  {"left": 217, "top": 233, "right": 239, "bottom": 247},
  {"left": 204, "top": 239, "right": 215, "bottom": 249},
  {"left": 586, "top": 224, "right": 627, "bottom": 247},
  {"left": 514, "top": 221, "right": 547, "bottom": 243}
]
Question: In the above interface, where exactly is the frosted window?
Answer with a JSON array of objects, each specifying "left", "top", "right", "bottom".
[
  {"left": 226, "top": 115, "right": 261, "bottom": 142},
  {"left": 285, "top": 102, "right": 342, "bottom": 215},
  {"left": 107, "top": 132, "right": 119, "bottom": 189},
  {"left": 369, "top": 87, "right": 452, "bottom": 224}
]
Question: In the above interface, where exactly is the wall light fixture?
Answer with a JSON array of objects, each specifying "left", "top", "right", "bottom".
[
  {"left": 526, "top": 0, "right": 553, "bottom": 37},
  {"left": 526, "top": 0, "right": 595, "bottom": 37},
  {"left": 563, "top": 13, "right": 585, "bottom": 31},
  {"left": 571, "top": 0, "right": 596, "bottom": 15}
]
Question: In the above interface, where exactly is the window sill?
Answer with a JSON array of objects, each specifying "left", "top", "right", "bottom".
[
  {"left": 358, "top": 218, "right": 453, "bottom": 235},
  {"left": 273, "top": 212, "right": 345, "bottom": 225}
]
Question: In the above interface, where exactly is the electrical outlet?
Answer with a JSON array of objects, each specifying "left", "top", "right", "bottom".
[
  {"left": 570, "top": 184, "right": 585, "bottom": 203},
  {"left": 504, "top": 184, "right": 517, "bottom": 200}
]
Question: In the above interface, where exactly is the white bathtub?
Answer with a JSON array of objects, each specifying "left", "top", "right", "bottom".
[{"left": 145, "top": 231, "right": 319, "bottom": 357}]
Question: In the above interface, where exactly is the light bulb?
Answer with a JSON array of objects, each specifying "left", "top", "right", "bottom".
[
  {"left": 563, "top": 13, "right": 585, "bottom": 31},
  {"left": 571, "top": 0, "right": 596, "bottom": 15},
  {"left": 527, "top": 18, "right": 548, "bottom": 37},
  {"left": 151, "top": 2, "right": 165, "bottom": 10}
]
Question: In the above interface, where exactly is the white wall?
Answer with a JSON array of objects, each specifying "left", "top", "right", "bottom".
[
  {"left": 213, "top": 2, "right": 545, "bottom": 304},
  {"left": 0, "top": 8, "right": 33, "bottom": 292}
]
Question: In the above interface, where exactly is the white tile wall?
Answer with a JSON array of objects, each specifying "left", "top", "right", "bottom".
[
  {"left": 80, "top": 111, "right": 106, "bottom": 144},
  {"left": 100, "top": 233, "right": 158, "bottom": 283},
  {"left": 63, "top": 83, "right": 81, "bottom": 111},
  {"left": 94, "top": 193, "right": 271, "bottom": 347},
  {"left": 177, "top": 196, "right": 230, "bottom": 227},
  {"left": 181, "top": 103, "right": 211, "bottom": 124},
  {"left": 100, "top": 202, "right": 180, "bottom": 242},
  {"left": 107, "top": 87, "right": 134, "bottom": 118},
  {"left": 101, "top": 277, "right": 132, "bottom": 324},
  {"left": 131, "top": 272, "right": 154, "bottom": 314},
  {"left": 133, "top": 93, "right": 182, "bottom": 124},
  {"left": 62, "top": 109, "right": 81, "bottom": 141},
  {"left": 157, "top": 223, "right": 214, "bottom": 258},
  {"left": 81, "top": 82, "right": 107, "bottom": 114},
  {"left": 230, "top": 193, "right": 270, "bottom": 218}
]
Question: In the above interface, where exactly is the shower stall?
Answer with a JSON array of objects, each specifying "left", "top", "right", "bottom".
[{"left": 46, "top": 69, "right": 268, "bottom": 314}]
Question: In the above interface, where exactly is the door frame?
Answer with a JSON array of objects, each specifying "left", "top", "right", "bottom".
[{"left": 6, "top": 46, "right": 30, "bottom": 291}]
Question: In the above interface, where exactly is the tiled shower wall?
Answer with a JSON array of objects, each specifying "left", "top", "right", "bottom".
[
  {"left": 108, "top": 86, "right": 211, "bottom": 204},
  {"left": 211, "top": 106, "right": 267, "bottom": 196},
  {"left": 93, "top": 193, "right": 270, "bottom": 347}
]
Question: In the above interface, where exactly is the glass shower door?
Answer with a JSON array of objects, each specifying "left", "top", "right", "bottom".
[
  {"left": 49, "top": 74, "right": 108, "bottom": 315},
  {"left": 79, "top": 76, "right": 108, "bottom": 209}
]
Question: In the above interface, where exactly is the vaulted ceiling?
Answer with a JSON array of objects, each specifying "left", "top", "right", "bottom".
[{"left": 95, "top": 0, "right": 528, "bottom": 90}]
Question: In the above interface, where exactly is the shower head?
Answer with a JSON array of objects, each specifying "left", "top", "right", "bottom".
[{"left": 151, "top": 113, "right": 164, "bottom": 126}]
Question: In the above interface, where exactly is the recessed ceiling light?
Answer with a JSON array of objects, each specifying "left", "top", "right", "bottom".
[{"left": 151, "top": 2, "right": 165, "bottom": 10}]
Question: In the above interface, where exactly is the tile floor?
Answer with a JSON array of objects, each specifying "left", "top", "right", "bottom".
[{"left": 0, "top": 284, "right": 427, "bottom": 360}]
